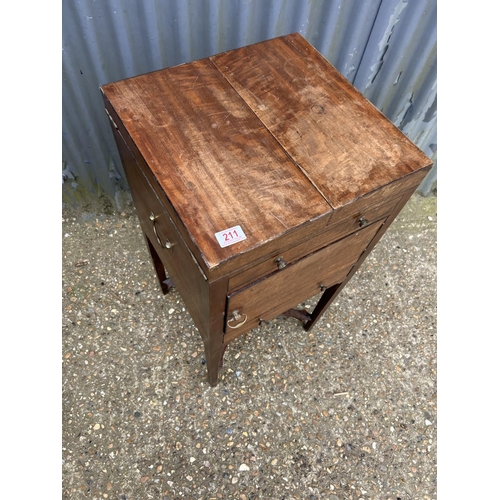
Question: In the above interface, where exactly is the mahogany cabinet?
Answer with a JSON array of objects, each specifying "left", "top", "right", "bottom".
[{"left": 101, "top": 33, "right": 432, "bottom": 386}]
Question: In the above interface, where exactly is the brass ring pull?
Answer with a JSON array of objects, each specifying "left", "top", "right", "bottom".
[
  {"left": 357, "top": 216, "right": 368, "bottom": 228},
  {"left": 150, "top": 212, "right": 173, "bottom": 249},
  {"left": 227, "top": 310, "right": 248, "bottom": 329}
]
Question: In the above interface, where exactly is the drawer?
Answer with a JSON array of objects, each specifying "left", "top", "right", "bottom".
[
  {"left": 228, "top": 195, "right": 398, "bottom": 292},
  {"left": 325, "top": 193, "right": 401, "bottom": 244},
  {"left": 326, "top": 174, "right": 423, "bottom": 229},
  {"left": 133, "top": 165, "right": 206, "bottom": 282},
  {"left": 224, "top": 219, "right": 384, "bottom": 340}
]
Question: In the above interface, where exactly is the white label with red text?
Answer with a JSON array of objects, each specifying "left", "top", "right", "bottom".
[{"left": 215, "top": 225, "right": 247, "bottom": 248}]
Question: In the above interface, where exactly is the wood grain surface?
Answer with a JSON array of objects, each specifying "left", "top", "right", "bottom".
[
  {"left": 211, "top": 33, "right": 432, "bottom": 209},
  {"left": 101, "top": 33, "right": 434, "bottom": 386},
  {"left": 227, "top": 196, "right": 395, "bottom": 292},
  {"left": 224, "top": 220, "right": 383, "bottom": 341},
  {"left": 101, "top": 58, "right": 332, "bottom": 270}
]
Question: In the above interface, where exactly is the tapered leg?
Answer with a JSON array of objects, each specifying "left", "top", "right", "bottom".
[
  {"left": 144, "top": 234, "right": 170, "bottom": 294},
  {"left": 204, "top": 332, "right": 225, "bottom": 387},
  {"left": 304, "top": 282, "right": 342, "bottom": 331},
  {"left": 203, "top": 277, "right": 229, "bottom": 387}
]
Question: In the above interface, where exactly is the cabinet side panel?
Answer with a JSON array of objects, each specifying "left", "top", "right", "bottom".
[{"left": 110, "top": 123, "right": 213, "bottom": 339}]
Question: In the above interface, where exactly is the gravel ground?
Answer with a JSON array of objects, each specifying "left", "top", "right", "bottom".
[{"left": 62, "top": 193, "right": 437, "bottom": 500}]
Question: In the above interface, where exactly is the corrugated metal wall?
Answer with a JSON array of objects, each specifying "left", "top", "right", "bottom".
[{"left": 62, "top": 0, "right": 437, "bottom": 209}]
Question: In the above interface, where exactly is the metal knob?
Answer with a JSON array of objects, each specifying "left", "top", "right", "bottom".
[
  {"left": 319, "top": 283, "right": 327, "bottom": 292},
  {"left": 275, "top": 256, "right": 287, "bottom": 270},
  {"left": 357, "top": 216, "right": 368, "bottom": 228}
]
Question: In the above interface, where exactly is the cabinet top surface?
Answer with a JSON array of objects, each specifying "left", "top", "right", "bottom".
[{"left": 101, "top": 33, "right": 431, "bottom": 270}]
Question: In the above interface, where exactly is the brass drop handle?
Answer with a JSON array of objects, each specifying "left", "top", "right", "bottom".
[
  {"left": 227, "top": 310, "right": 248, "bottom": 329},
  {"left": 150, "top": 212, "right": 173, "bottom": 249},
  {"left": 357, "top": 216, "right": 368, "bottom": 228},
  {"left": 275, "top": 256, "right": 287, "bottom": 270}
]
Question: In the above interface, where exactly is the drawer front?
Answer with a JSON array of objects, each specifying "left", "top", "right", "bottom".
[
  {"left": 225, "top": 220, "right": 384, "bottom": 339},
  {"left": 228, "top": 194, "right": 398, "bottom": 292},
  {"left": 325, "top": 193, "right": 401, "bottom": 245},
  {"left": 327, "top": 174, "right": 423, "bottom": 229}
]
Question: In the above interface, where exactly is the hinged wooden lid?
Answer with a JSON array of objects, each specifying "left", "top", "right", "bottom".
[
  {"left": 101, "top": 33, "right": 431, "bottom": 272},
  {"left": 211, "top": 33, "right": 432, "bottom": 209}
]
